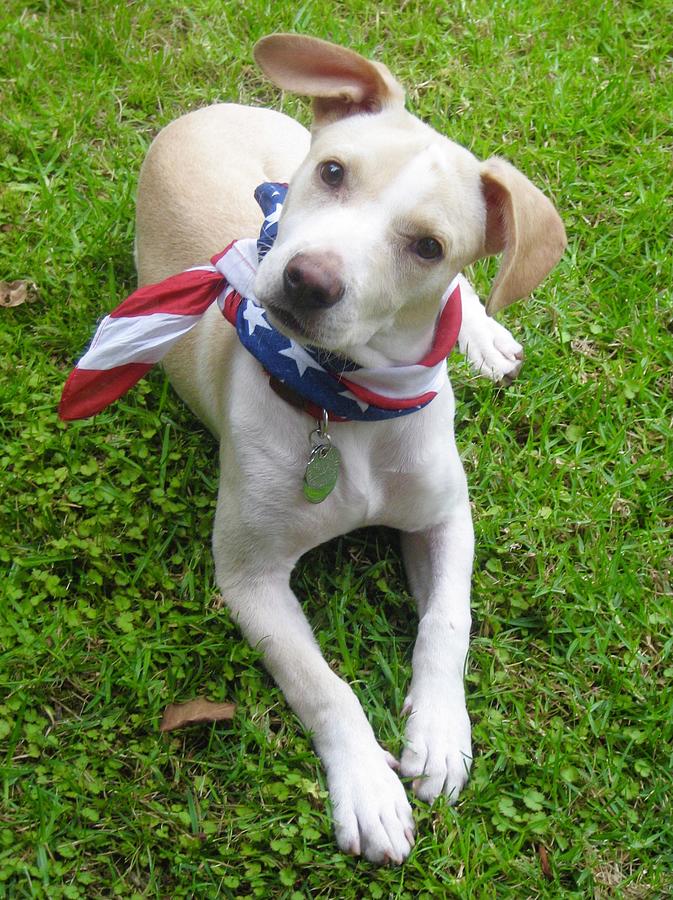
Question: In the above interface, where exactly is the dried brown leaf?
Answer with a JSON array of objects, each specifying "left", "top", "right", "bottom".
[
  {"left": 0, "top": 279, "right": 38, "bottom": 308},
  {"left": 159, "top": 698, "right": 236, "bottom": 732},
  {"left": 539, "top": 844, "right": 552, "bottom": 880}
]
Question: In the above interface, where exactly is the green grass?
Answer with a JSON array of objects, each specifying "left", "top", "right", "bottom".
[{"left": 1, "top": 0, "right": 672, "bottom": 896}]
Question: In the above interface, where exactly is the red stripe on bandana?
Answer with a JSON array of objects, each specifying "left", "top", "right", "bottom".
[
  {"left": 109, "top": 270, "right": 223, "bottom": 318},
  {"left": 337, "top": 380, "right": 438, "bottom": 410},
  {"left": 59, "top": 363, "right": 154, "bottom": 421},
  {"left": 222, "top": 288, "right": 244, "bottom": 324},
  {"left": 417, "top": 281, "right": 462, "bottom": 367}
]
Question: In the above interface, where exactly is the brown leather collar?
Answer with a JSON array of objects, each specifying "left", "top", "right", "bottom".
[{"left": 268, "top": 375, "right": 324, "bottom": 418}]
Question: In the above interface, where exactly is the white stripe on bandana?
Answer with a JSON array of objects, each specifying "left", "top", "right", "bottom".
[{"left": 75, "top": 313, "right": 204, "bottom": 369}]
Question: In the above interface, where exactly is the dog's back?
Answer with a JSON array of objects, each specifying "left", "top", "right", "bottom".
[
  {"left": 135, "top": 104, "right": 309, "bottom": 431},
  {"left": 136, "top": 103, "right": 309, "bottom": 286}
]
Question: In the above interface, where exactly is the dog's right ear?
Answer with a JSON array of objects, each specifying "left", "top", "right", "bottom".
[
  {"left": 254, "top": 34, "right": 405, "bottom": 127},
  {"left": 481, "top": 158, "right": 567, "bottom": 315}
]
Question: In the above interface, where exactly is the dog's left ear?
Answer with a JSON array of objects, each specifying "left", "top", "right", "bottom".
[
  {"left": 254, "top": 34, "right": 405, "bottom": 127},
  {"left": 481, "top": 158, "right": 567, "bottom": 315}
]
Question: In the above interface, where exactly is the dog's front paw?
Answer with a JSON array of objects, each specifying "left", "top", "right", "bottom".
[
  {"left": 400, "top": 697, "right": 472, "bottom": 804},
  {"left": 327, "top": 744, "right": 415, "bottom": 864},
  {"left": 458, "top": 316, "right": 524, "bottom": 384}
]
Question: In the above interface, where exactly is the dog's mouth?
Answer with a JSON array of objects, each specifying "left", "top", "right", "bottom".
[{"left": 265, "top": 305, "right": 314, "bottom": 342}]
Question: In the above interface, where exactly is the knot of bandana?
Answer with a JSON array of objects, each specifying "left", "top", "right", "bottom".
[{"left": 58, "top": 183, "right": 462, "bottom": 423}]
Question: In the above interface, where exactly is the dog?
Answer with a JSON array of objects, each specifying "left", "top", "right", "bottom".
[{"left": 132, "top": 35, "right": 566, "bottom": 863}]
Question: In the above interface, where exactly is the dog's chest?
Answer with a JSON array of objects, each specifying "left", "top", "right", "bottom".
[
  {"left": 262, "top": 407, "right": 460, "bottom": 539},
  {"left": 224, "top": 361, "right": 463, "bottom": 554},
  {"left": 333, "top": 425, "right": 461, "bottom": 531},
  {"left": 235, "top": 444, "right": 458, "bottom": 556}
]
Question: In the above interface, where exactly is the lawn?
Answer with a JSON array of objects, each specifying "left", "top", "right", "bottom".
[{"left": 1, "top": 0, "right": 672, "bottom": 897}]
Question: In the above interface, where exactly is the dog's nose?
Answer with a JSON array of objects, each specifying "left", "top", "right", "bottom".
[{"left": 283, "top": 252, "right": 345, "bottom": 310}]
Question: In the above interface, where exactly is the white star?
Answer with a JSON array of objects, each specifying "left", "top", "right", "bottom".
[
  {"left": 279, "top": 340, "right": 324, "bottom": 377},
  {"left": 339, "top": 389, "right": 369, "bottom": 412},
  {"left": 243, "top": 302, "right": 272, "bottom": 335}
]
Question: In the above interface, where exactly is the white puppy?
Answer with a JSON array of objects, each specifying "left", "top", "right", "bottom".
[{"left": 134, "top": 35, "right": 565, "bottom": 864}]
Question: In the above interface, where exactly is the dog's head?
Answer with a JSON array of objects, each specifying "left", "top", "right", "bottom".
[{"left": 253, "top": 35, "right": 566, "bottom": 366}]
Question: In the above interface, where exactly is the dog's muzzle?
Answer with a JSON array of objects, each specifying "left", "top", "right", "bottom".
[{"left": 282, "top": 251, "right": 345, "bottom": 311}]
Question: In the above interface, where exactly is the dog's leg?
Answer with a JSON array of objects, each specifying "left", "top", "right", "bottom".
[
  {"left": 399, "top": 493, "right": 474, "bottom": 804},
  {"left": 214, "top": 533, "right": 415, "bottom": 863},
  {"left": 457, "top": 275, "right": 524, "bottom": 384}
]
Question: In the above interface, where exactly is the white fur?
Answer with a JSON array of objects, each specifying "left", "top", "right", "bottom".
[
  {"left": 458, "top": 277, "right": 524, "bottom": 382},
  {"left": 133, "top": 36, "right": 563, "bottom": 865}
]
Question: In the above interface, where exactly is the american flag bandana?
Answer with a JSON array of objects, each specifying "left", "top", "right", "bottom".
[{"left": 58, "top": 183, "right": 462, "bottom": 423}]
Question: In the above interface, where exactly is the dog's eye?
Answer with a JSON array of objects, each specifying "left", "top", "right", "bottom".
[
  {"left": 413, "top": 237, "right": 443, "bottom": 260},
  {"left": 319, "top": 160, "right": 345, "bottom": 187}
]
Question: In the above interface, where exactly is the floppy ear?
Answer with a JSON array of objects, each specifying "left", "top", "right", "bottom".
[
  {"left": 481, "top": 158, "right": 567, "bottom": 315},
  {"left": 254, "top": 34, "right": 405, "bottom": 128}
]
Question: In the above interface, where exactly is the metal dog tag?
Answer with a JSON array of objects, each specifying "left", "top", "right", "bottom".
[
  {"left": 303, "top": 443, "right": 341, "bottom": 503},
  {"left": 303, "top": 411, "right": 340, "bottom": 503}
]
